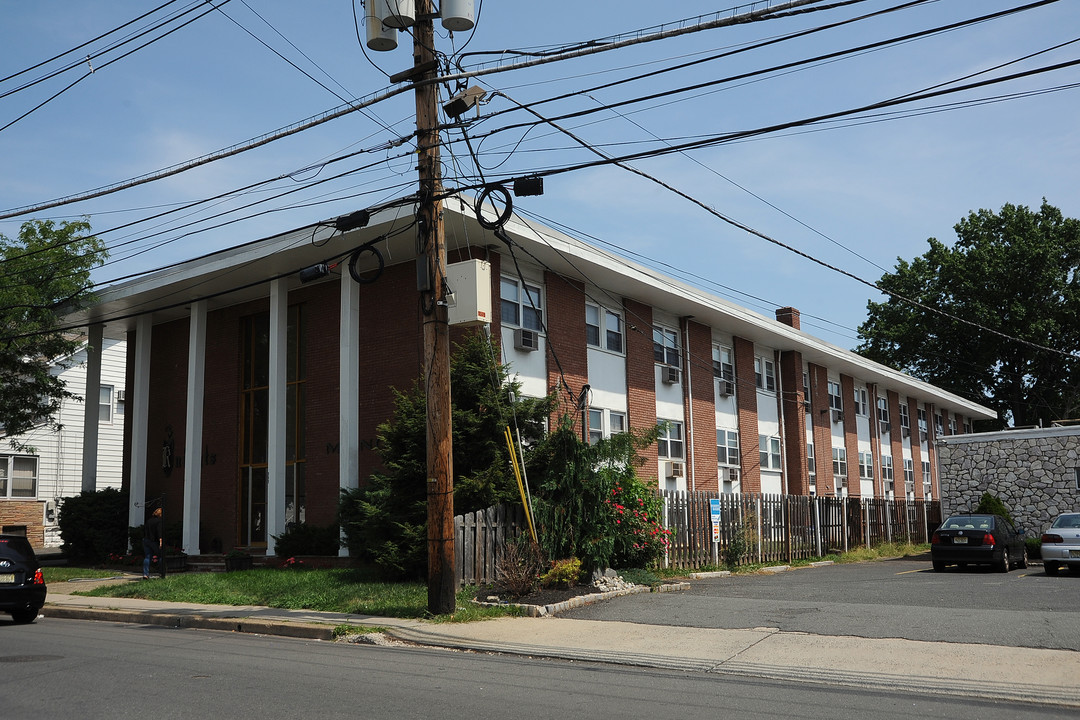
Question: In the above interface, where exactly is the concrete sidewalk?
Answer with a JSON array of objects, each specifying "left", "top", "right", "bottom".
[{"left": 40, "top": 586, "right": 1080, "bottom": 709}]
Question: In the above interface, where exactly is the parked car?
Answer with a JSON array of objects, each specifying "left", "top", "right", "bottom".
[
  {"left": 0, "top": 534, "right": 47, "bottom": 624},
  {"left": 1040, "top": 513, "right": 1080, "bottom": 576},
  {"left": 930, "top": 514, "right": 1027, "bottom": 572}
]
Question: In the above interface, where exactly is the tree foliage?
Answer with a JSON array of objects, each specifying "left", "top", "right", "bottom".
[
  {"left": 0, "top": 219, "right": 107, "bottom": 446},
  {"left": 339, "top": 330, "right": 554, "bottom": 580},
  {"left": 856, "top": 200, "right": 1080, "bottom": 428},
  {"left": 529, "top": 417, "right": 669, "bottom": 573}
]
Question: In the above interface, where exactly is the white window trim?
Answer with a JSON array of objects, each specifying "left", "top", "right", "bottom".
[
  {"left": 588, "top": 408, "right": 627, "bottom": 445},
  {"left": 99, "top": 383, "right": 114, "bottom": 424},
  {"left": 755, "top": 356, "right": 776, "bottom": 393},
  {"left": 717, "top": 428, "right": 740, "bottom": 467},
  {"left": 653, "top": 326, "right": 680, "bottom": 367},
  {"left": 759, "top": 434, "right": 781, "bottom": 471},
  {"left": 854, "top": 388, "right": 868, "bottom": 416},
  {"left": 828, "top": 381, "right": 843, "bottom": 412},
  {"left": 500, "top": 275, "right": 544, "bottom": 331},
  {"left": 657, "top": 420, "right": 685, "bottom": 460},
  {"left": 0, "top": 454, "right": 39, "bottom": 500},
  {"left": 585, "top": 301, "right": 624, "bottom": 354}
]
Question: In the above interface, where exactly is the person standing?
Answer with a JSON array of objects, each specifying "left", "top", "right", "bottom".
[{"left": 143, "top": 508, "right": 162, "bottom": 579}]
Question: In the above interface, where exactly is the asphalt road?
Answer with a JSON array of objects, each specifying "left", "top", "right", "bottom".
[
  {"left": 563, "top": 558, "right": 1080, "bottom": 650},
  {"left": 2, "top": 617, "right": 1074, "bottom": 720}
]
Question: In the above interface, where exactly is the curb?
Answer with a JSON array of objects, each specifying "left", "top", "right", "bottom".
[
  {"left": 478, "top": 582, "right": 691, "bottom": 617},
  {"left": 41, "top": 605, "right": 337, "bottom": 641}
]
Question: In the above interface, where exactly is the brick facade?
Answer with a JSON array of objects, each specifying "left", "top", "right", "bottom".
[
  {"left": 733, "top": 336, "right": 760, "bottom": 493},
  {"left": 0, "top": 502, "right": 44, "bottom": 546},
  {"left": 624, "top": 298, "right": 657, "bottom": 480},
  {"left": 685, "top": 320, "right": 718, "bottom": 492}
]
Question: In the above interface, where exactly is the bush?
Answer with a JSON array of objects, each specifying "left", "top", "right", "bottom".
[
  {"left": 1026, "top": 536, "right": 1042, "bottom": 560},
  {"left": 540, "top": 557, "right": 582, "bottom": 589},
  {"left": 59, "top": 488, "right": 129, "bottom": 563},
  {"left": 975, "top": 492, "right": 1013, "bottom": 524},
  {"left": 495, "top": 534, "right": 547, "bottom": 598},
  {"left": 530, "top": 418, "right": 668, "bottom": 573},
  {"left": 272, "top": 522, "right": 341, "bottom": 557}
]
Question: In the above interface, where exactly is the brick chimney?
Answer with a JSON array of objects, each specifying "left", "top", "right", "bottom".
[{"left": 776, "top": 306, "right": 801, "bottom": 330}]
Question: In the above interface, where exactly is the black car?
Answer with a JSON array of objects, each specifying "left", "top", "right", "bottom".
[
  {"left": 931, "top": 513, "right": 1028, "bottom": 572},
  {"left": 0, "top": 534, "right": 47, "bottom": 623}
]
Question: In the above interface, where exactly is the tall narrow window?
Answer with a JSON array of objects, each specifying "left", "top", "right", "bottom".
[
  {"left": 717, "top": 428, "right": 739, "bottom": 466},
  {"left": 832, "top": 447, "right": 847, "bottom": 478},
  {"left": 828, "top": 382, "right": 843, "bottom": 412},
  {"left": 899, "top": 403, "right": 910, "bottom": 433},
  {"left": 755, "top": 357, "right": 776, "bottom": 392},
  {"left": 239, "top": 306, "right": 306, "bottom": 545},
  {"left": 653, "top": 326, "right": 680, "bottom": 367},
  {"left": 759, "top": 435, "right": 781, "bottom": 470},
  {"left": 99, "top": 384, "right": 114, "bottom": 423},
  {"left": 877, "top": 396, "right": 890, "bottom": 433}
]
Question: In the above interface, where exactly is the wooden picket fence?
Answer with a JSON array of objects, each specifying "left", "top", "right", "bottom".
[
  {"left": 453, "top": 493, "right": 943, "bottom": 583},
  {"left": 454, "top": 502, "right": 526, "bottom": 586},
  {"left": 659, "top": 490, "right": 942, "bottom": 570}
]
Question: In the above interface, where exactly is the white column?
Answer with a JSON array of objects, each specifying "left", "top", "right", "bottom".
[
  {"left": 182, "top": 301, "right": 207, "bottom": 555},
  {"left": 128, "top": 315, "right": 153, "bottom": 531},
  {"left": 266, "top": 279, "right": 288, "bottom": 555},
  {"left": 80, "top": 323, "right": 103, "bottom": 493},
  {"left": 339, "top": 274, "right": 360, "bottom": 556}
]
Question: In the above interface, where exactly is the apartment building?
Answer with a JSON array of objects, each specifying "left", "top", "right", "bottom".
[{"left": 64, "top": 198, "right": 994, "bottom": 555}]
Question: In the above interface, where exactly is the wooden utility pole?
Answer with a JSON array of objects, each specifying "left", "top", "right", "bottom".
[{"left": 413, "top": 0, "right": 455, "bottom": 615}]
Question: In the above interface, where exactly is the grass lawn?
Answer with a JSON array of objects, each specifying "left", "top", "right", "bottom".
[{"left": 46, "top": 566, "right": 521, "bottom": 623}]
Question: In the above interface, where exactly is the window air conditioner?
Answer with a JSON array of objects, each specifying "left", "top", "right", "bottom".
[
  {"left": 831, "top": 409, "right": 843, "bottom": 424},
  {"left": 717, "top": 380, "right": 734, "bottom": 397},
  {"left": 116, "top": 389, "right": 127, "bottom": 402},
  {"left": 666, "top": 461, "right": 685, "bottom": 479},
  {"left": 902, "top": 427, "right": 910, "bottom": 438},
  {"left": 513, "top": 327, "right": 539, "bottom": 352},
  {"left": 662, "top": 366, "right": 680, "bottom": 384}
]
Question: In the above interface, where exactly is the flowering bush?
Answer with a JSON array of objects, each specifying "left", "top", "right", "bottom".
[
  {"left": 607, "top": 478, "right": 672, "bottom": 569},
  {"left": 540, "top": 557, "right": 582, "bottom": 589}
]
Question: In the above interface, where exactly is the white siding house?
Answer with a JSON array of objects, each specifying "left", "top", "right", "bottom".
[{"left": 0, "top": 337, "right": 126, "bottom": 547}]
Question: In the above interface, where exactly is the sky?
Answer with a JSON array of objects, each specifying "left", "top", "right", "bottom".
[{"left": 2, "top": 0, "right": 1078, "bottom": 350}]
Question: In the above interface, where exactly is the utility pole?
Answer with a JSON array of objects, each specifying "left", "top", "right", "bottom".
[{"left": 413, "top": 0, "right": 455, "bottom": 615}]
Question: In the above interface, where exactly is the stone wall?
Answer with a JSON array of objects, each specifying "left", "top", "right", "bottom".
[{"left": 937, "top": 427, "right": 1080, "bottom": 533}]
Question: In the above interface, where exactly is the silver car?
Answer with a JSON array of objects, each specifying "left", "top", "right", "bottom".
[{"left": 1040, "top": 513, "right": 1080, "bottom": 576}]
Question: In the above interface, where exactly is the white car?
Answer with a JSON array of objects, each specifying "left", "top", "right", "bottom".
[{"left": 1040, "top": 513, "right": 1080, "bottom": 576}]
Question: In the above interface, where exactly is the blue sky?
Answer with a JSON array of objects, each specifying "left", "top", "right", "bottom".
[{"left": 2, "top": 0, "right": 1078, "bottom": 349}]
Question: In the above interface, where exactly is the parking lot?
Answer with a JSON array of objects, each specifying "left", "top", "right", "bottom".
[{"left": 563, "top": 557, "right": 1080, "bottom": 650}]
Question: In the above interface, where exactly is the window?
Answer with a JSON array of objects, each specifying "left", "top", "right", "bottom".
[
  {"left": 934, "top": 414, "right": 944, "bottom": 436},
  {"left": 832, "top": 447, "right": 847, "bottom": 477},
  {"left": 99, "top": 384, "right": 113, "bottom": 423},
  {"left": 854, "top": 388, "right": 868, "bottom": 416},
  {"left": 923, "top": 461, "right": 932, "bottom": 497},
  {"left": 755, "top": 356, "right": 776, "bottom": 392},
  {"left": 802, "top": 371, "right": 811, "bottom": 406},
  {"left": 877, "top": 396, "right": 890, "bottom": 432},
  {"left": 882, "top": 455, "right": 894, "bottom": 493},
  {"left": 657, "top": 421, "right": 684, "bottom": 460},
  {"left": 899, "top": 403, "right": 910, "bottom": 432},
  {"left": 500, "top": 276, "right": 543, "bottom": 331},
  {"left": 904, "top": 458, "right": 915, "bottom": 494},
  {"left": 858, "top": 451, "right": 874, "bottom": 480},
  {"left": 585, "top": 303, "right": 623, "bottom": 353},
  {"left": 652, "top": 326, "right": 680, "bottom": 367},
  {"left": 588, "top": 408, "right": 626, "bottom": 445},
  {"left": 0, "top": 455, "right": 38, "bottom": 499},
  {"left": 949, "top": 418, "right": 957, "bottom": 435},
  {"left": 759, "top": 435, "right": 781, "bottom": 470},
  {"left": 917, "top": 408, "right": 928, "bottom": 436},
  {"left": 828, "top": 381, "right": 843, "bottom": 412},
  {"left": 717, "top": 428, "right": 739, "bottom": 466},
  {"left": 807, "top": 443, "right": 816, "bottom": 487},
  {"left": 713, "top": 344, "right": 735, "bottom": 393},
  {"left": 963, "top": 418, "right": 972, "bottom": 435}
]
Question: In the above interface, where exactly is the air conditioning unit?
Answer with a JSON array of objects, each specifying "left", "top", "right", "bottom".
[
  {"left": 662, "top": 366, "right": 680, "bottom": 384},
  {"left": 665, "top": 461, "right": 685, "bottom": 479},
  {"left": 717, "top": 380, "right": 734, "bottom": 397},
  {"left": 880, "top": 422, "right": 891, "bottom": 434},
  {"left": 902, "top": 427, "right": 910, "bottom": 438},
  {"left": 116, "top": 389, "right": 127, "bottom": 402},
  {"left": 831, "top": 409, "right": 843, "bottom": 424},
  {"left": 513, "top": 327, "right": 539, "bottom": 352}
]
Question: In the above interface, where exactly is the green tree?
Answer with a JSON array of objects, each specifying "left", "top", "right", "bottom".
[
  {"left": 0, "top": 219, "right": 107, "bottom": 447},
  {"left": 339, "top": 330, "right": 553, "bottom": 579},
  {"left": 856, "top": 200, "right": 1080, "bottom": 428},
  {"left": 529, "top": 417, "right": 668, "bottom": 573}
]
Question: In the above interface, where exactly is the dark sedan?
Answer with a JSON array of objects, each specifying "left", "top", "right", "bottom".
[
  {"left": 0, "top": 534, "right": 47, "bottom": 623},
  {"left": 931, "top": 513, "right": 1028, "bottom": 572}
]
